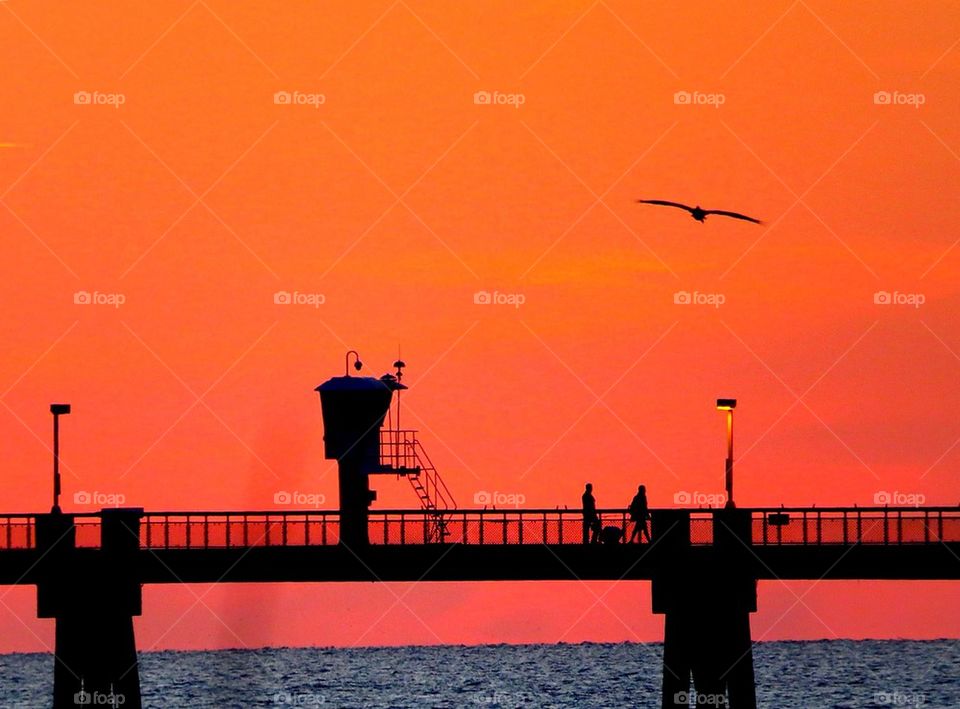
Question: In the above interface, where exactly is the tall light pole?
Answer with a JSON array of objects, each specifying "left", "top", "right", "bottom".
[
  {"left": 50, "top": 403, "right": 71, "bottom": 513},
  {"left": 716, "top": 398, "right": 736, "bottom": 509}
]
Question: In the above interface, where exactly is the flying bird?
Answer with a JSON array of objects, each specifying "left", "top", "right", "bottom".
[{"left": 636, "top": 199, "right": 762, "bottom": 224}]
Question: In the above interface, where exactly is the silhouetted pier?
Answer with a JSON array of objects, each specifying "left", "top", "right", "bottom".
[
  {"left": 3, "top": 506, "right": 959, "bottom": 584},
  {"left": 3, "top": 355, "right": 958, "bottom": 708}
]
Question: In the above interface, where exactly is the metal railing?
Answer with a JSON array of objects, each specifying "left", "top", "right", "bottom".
[
  {"left": 378, "top": 429, "right": 456, "bottom": 544},
  {"left": 748, "top": 507, "right": 960, "bottom": 546},
  {"left": 141, "top": 512, "right": 340, "bottom": 549},
  {"left": 368, "top": 510, "right": 633, "bottom": 545},
  {"left": 0, "top": 516, "right": 34, "bottom": 550},
  {"left": 379, "top": 429, "right": 419, "bottom": 471},
  {"left": 2, "top": 507, "right": 959, "bottom": 550}
]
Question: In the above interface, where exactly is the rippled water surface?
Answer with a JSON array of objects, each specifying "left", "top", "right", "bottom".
[{"left": 1, "top": 640, "right": 958, "bottom": 708}]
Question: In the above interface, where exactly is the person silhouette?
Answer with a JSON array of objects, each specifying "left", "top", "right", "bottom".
[
  {"left": 628, "top": 484, "right": 650, "bottom": 544},
  {"left": 582, "top": 483, "right": 601, "bottom": 544}
]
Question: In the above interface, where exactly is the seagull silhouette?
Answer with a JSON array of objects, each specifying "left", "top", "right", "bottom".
[{"left": 636, "top": 199, "right": 762, "bottom": 224}]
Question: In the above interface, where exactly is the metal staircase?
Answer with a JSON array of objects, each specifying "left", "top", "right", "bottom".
[{"left": 379, "top": 429, "right": 456, "bottom": 541}]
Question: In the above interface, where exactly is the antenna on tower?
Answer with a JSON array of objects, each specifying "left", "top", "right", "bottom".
[{"left": 393, "top": 346, "right": 406, "bottom": 431}]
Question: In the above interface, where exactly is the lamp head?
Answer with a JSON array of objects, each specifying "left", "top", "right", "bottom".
[
  {"left": 716, "top": 398, "right": 737, "bottom": 411},
  {"left": 50, "top": 403, "right": 71, "bottom": 415}
]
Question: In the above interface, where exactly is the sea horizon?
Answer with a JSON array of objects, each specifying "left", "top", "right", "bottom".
[{"left": 2, "top": 639, "right": 957, "bottom": 707}]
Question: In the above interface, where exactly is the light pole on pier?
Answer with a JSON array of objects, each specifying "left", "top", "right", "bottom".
[
  {"left": 50, "top": 403, "right": 71, "bottom": 513},
  {"left": 716, "top": 398, "right": 736, "bottom": 509}
]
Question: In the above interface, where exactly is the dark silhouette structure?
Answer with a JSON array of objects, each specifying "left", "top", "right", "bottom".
[
  {"left": 49, "top": 403, "right": 70, "bottom": 514},
  {"left": 629, "top": 484, "right": 650, "bottom": 543},
  {"left": 36, "top": 509, "right": 143, "bottom": 709},
  {"left": 316, "top": 361, "right": 400, "bottom": 548},
  {"left": 637, "top": 199, "right": 763, "bottom": 224},
  {"left": 1, "top": 355, "right": 958, "bottom": 708},
  {"left": 582, "top": 483, "right": 600, "bottom": 544}
]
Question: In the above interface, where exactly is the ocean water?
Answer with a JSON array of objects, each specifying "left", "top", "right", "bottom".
[{"left": 0, "top": 640, "right": 957, "bottom": 708}]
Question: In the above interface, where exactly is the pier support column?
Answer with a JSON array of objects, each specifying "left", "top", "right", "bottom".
[
  {"left": 37, "top": 509, "right": 144, "bottom": 709},
  {"left": 652, "top": 509, "right": 757, "bottom": 709}
]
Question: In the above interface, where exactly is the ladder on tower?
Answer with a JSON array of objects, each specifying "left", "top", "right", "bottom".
[{"left": 379, "top": 429, "right": 456, "bottom": 541}]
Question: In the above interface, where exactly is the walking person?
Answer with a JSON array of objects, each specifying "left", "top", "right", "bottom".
[
  {"left": 628, "top": 484, "right": 651, "bottom": 543},
  {"left": 582, "top": 483, "right": 601, "bottom": 544}
]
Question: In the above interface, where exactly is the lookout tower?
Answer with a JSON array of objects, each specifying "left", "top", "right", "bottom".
[{"left": 316, "top": 351, "right": 456, "bottom": 546}]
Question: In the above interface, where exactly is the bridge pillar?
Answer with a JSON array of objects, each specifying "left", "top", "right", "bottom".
[
  {"left": 652, "top": 509, "right": 757, "bottom": 709},
  {"left": 37, "top": 509, "right": 144, "bottom": 709}
]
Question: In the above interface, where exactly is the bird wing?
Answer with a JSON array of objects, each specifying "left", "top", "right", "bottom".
[
  {"left": 636, "top": 199, "right": 694, "bottom": 213},
  {"left": 703, "top": 209, "right": 763, "bottom": 224}
]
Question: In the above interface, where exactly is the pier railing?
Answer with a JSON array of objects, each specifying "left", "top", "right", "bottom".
[
  {"left": 0, "top": 516, "right": 34, "bottom": 550},
  {"left": 749, "top": 507, "right": 960, "bottom": 546},
  {"left": 1, "top": 507, "right": 958, "bottom": 550}
]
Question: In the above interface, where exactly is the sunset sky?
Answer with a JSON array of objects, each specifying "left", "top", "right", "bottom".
[{"left": 2, "top": 0, "right": 960, "bottom": 653}]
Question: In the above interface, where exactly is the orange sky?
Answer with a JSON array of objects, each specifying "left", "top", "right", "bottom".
[{"left": 2, "top": 0, "right": 960, "bottom": 653}]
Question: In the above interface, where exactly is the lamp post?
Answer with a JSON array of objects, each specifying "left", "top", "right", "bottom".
[
  {"left": 345, "top": 350, "right": 362, "bottom": 376},
  {"left": 716, "top": 398, "right": 736, "bottom": 509},
  {"left": 50, "top": 403, "right": 71, "bottom": 513}
]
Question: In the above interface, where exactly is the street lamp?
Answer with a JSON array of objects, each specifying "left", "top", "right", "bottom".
[
  {"left": 344, "top": 350, "right": 362, "bottom": 376},
  {"left": 716, "top": 398, "right": 737, "bottom": 509},
  {"left": 50, "top": 403, "right": 71, "bottom": 513}
]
